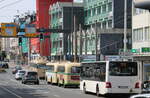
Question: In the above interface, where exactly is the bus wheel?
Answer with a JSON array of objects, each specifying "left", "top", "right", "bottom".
[
  {"left": 83, "top": 84, "right": 87, "bottom": 94},
  {"left": 47, "top": 81, "right": 51, "bottom": 84},
  {"left": 58, "top": 79, "right": 61, "bottom": 87},
  {"left": 45, "top": 77, "right": 47, "bottom": 81},
  {"left": 96, "top": 85, "right": 100, "bottom": 97},
  {"left": 51, "top": 78, "right": 53, "bottom": 85}
]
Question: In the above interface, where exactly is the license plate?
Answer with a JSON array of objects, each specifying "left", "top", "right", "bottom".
[{"left": 118, "top": 86, "right": 128, "bottom": 89}]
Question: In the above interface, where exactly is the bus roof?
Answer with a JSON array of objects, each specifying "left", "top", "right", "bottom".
[
  {"left": 46, "top": 62, "right": 59, "bottom": 66},
  {"left": 57, "top": 62, "right": 80, "bottom": 67},
  {"left": 81, "top": 61, "right": 136, "bottom": 64}
]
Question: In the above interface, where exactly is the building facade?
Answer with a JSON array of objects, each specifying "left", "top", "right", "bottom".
[
  {"left": 36, "top": 0, "right": 51, "bottom": 57},
  {"left": 49, "top": 2, "right": 84, "bottom": 61},
  {"left": 80, "top": 0, "right": 132, "bottom": 61},
  {"left": 132, "top": 5, "right": 150, "bottom": 81}
]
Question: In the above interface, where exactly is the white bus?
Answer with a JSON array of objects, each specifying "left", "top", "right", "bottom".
[{"left": 80, "top": 61, "right": 141, "bottom": 96}]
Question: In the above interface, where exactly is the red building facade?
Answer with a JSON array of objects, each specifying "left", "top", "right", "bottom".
[{"left": 30, "top": 0, "right": 73, "bottom": 56}]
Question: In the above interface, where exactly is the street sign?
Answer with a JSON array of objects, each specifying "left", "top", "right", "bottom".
[
  {"left": 25, "top": 24, "right": 36, "bottom": 34},
  {"left": 25, "top": 33, "right": 38, "bottom": 37},
  {"left": 131, "top": 49, "right": 137, "bottom": 53},
  {"left": 105, "top": 55, "right": 121, "bottom": 61},
  {"left": 141, "top": 47, "right": 150, "bottom": 52},
  {"left": 1, "top": 23, "right": 17, "bottom": 36}
]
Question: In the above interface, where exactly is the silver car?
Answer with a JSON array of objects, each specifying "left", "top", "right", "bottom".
[
  {"left": 15, "top": 70, "right": 26, "bottom": 80},
  {"left": 130, "top": 94, "right": 150, "bottom": 98}
]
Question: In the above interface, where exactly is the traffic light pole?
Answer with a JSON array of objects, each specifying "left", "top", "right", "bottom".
[{"left": 28, "top": 38, "right": 30, "bottom": 66}]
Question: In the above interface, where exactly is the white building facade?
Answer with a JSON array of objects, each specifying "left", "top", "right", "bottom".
[
  {"left": 132, "top": 8, "right": 150, "bottom": 81},
  {"left": 132, "top": 8, "right": 150, "bottom": 59}
]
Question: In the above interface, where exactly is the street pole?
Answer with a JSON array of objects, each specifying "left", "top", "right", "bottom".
[
  {"left": 49, "top": 34, "right": 51, "bottom": 61},
  {"left": 71, "top": 1, "right": 74, "bottom": 61},
  {"left": 28, "top": 38, "right": 30, "bottom": 65},
  {"left": 124, "top": 0, "right": 127, "bottom": 57},
  {"left": 95, "top": 21, "right": 98, "bottom": 61},
  {"left": 74, "top": 15, "right": 77, "bottom": 62},
  {"left": 79, "top": 24, "right": 82, "bottom": 62}
]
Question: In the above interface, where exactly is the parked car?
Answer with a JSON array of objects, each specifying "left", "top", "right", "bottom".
[
  {"left": 130, "top": 94, "right": 150, "bottom": 98},
  {"left": 15, "top": 70, "right": 26, "bottom": 80},
  {"left": 12, "top": 66, "right": 22, "bottom": 74},
  {"left": 2, "top": 62, "right": 9, "bottom": 69},
  {"left": 22, "top": 71, "right": 39, "bottom": 85}
]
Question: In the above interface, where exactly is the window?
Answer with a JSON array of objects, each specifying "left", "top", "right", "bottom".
[
  {"left": 94, "top": 63, "right": 106, "bottom": 81},
  {"left": 82, "top": 38, "right": 85, "bottom": 51},
  {"left": 102, "top": 21, "right": 107, "bottom": 29},
  {"left": 97, "top": 6, "right": 101, "bottom": 14},
  {"left": 57, "top": 66, "right": 65, "bottom": 72},
  {"left": 145, "top": 27, "right": 150, "bottom": 41},
  {"left": 71, "top": 66, "right": 81, "bottom": 73},
  {"left": 58, "top": 11, "right": 62, "bottom": 18},
  {"left": 97, "top": 22, "right": 101, "bottom": 29},
  {"left": 133, "top": 28, "right": 144, "bottom": 41},
  {"left": 109, "top": 62, "right": 137, "bottom": 76},
  {"left": 81, "top": 62, "right": 106, "bottom": 81},
  {"left": 87, "top": 9, "right": 91, "bottom": 17},
  {"left": 102, "top": 4, "right": 106, "bottom": 13},
  {"left": 85, "top": 10, "right": 87, "bottom": 17},
  {"left": 134, "top": 8, "right": 149, "bottom": 15},
  {"left": 133, "top": 29, "right": 137, "bottom": 41},
  {"left": 92, "top": 8, "right": 96, "bottom": 16},
  {"left": 138, "top": 28, "right": 143, "bottom": 41},
  {"left": 47, "top": 65, "right": 54, "bottom": 72},
  {"left": 108, "top": 2, "right": 112, "bottom": 12},
  {"left": 108, "top": 20, "right": 112, "bottom": 28}
]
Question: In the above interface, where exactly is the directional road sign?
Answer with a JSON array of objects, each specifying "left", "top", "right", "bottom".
[{"left": 1, "top": 23, "right": 18, "bottom": 37}]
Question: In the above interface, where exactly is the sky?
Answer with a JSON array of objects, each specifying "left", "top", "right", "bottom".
[
  {"left": 0, "top": 0, "right": 36, "bottom": 23},
  {"left": 0, "top": 0, "right": 83, "bottom": 23}
]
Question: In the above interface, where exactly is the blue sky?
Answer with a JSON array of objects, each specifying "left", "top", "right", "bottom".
[{"left": 0, "top": 0, "right": 36, "bottom": 23}]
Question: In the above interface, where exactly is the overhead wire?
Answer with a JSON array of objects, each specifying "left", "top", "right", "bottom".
[{"left": 0, "top": 0, "right": 24, "bottom": 10}]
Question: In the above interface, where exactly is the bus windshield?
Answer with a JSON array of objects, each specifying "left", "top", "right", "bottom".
[{"left": 109, "top": 62, "right": 137, "bottom": 76}]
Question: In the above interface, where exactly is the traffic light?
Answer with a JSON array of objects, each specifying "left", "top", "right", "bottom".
[
  {"left": 39, "top": 33, "right": 44, "bottom": 41},
  {"left": 18, "top": 37, "right": 22, "bottom": 46}
]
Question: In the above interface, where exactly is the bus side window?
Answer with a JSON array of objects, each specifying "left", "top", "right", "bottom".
[{"left": 58, "top": 66, "right": 65, "bottom": 72}]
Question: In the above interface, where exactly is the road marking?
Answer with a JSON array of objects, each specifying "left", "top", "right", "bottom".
[
  {"left": 53, "top": 95, "right": 60, "bottom": 98},
  {"left": 10, "top": 79, "right": 34, "bottom": 89},
  {"left": 0, "top": 86, "right": 23, "bottom": 98},
  {"left": 10, "top": 79, "right": 17, "bottom": 83}
]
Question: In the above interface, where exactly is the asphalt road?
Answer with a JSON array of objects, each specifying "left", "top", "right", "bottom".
[{"left": 0, "top": 64, "right": 132, "bottom": 98}]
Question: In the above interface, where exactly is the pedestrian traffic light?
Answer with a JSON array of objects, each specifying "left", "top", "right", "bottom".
[
  {"left": 18, "top": 37, "right": 22, "bottom": 46},
  {"left": 39, "top": 33, "right": 44, "bottom": 41}
]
